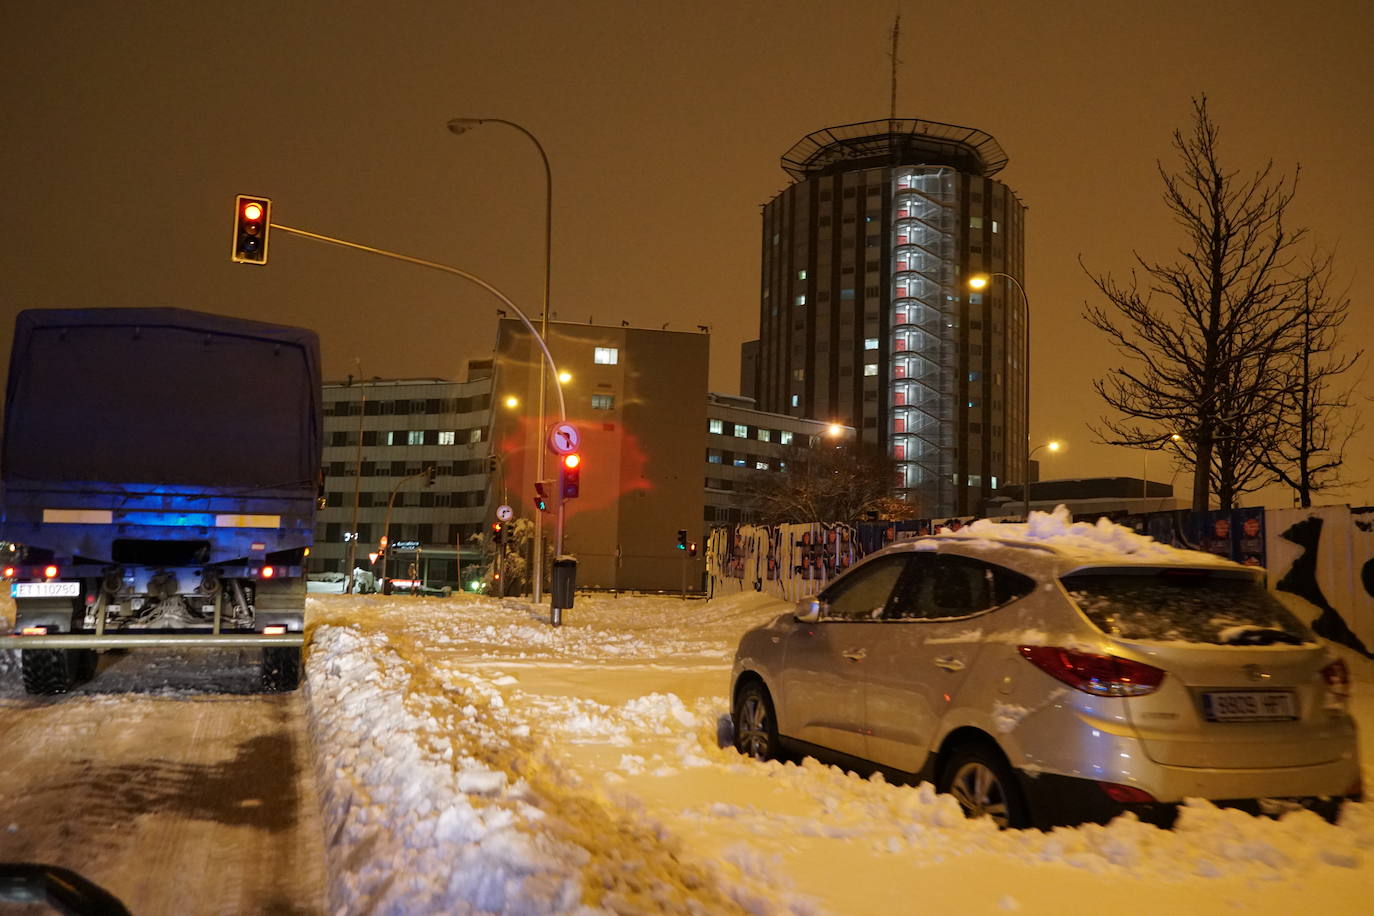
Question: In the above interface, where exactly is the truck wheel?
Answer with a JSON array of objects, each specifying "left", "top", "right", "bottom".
[
  {"left": 261, "top": 647, "right": 302, "bottom": 692},
  {"left": 21, "top": 649, "right": 75, "bottom": 695},
  {"left": 72, "top": 649, "right": 99, "bottom": 683}
]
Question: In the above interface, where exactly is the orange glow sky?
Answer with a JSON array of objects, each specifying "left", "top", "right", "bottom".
[{"left": 4, "top": 1, "right": 1370, "bottom": 508}]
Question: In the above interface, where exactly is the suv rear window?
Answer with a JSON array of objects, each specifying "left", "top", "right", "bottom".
[{"left": 1062, "top": 569, "right": 1315, "bottom": 645}]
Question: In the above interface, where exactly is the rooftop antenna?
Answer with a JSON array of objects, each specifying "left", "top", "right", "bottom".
[{"left": 889, "top": 7, "right": 901, "bottom": 125}]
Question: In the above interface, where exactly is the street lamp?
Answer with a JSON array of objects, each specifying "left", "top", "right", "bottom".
[
  {"left": 1025, "top": 440, "right": 1062, "bottom": 518},
  {"left": 447, "top": 116, "right": 555, "bottom": 604},
  {"left": 969, "top": 272, "right": 1033, "bottom": 519},
  {"left": 1141, "top": 433, "right": 1183, "bottom": 499},
  {"left": 344, "top": 358, "right": 366, "bottom": 593}
]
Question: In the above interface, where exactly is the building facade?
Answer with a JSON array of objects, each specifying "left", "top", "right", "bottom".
[
  {"left": 312, "top": 377, "right": 494, "bottom": 587},
  {"left": 490, "top": 319, "right": 710, "bottom": 592},
  {"left": 704, "top": 392, "right": 853, "bottom": 528},
  {"left": 745, "top": 118, "right": 1028, "bottom": 518}
]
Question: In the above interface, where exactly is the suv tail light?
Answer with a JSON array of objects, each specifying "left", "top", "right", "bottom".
[
  {"left": 1099, "top": 782, "right": 1158, "bottom": 804},
  {"left": 1321, "top": 659, "right": 1350, "bottom": 712},
  {"left": 1018, "top": 645, "right": 1165, "bottom": 697}
]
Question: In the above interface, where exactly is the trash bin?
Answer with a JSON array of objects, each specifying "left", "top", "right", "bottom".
[{"left": 551, "top": 556, "right": 577, "bottom": 611}]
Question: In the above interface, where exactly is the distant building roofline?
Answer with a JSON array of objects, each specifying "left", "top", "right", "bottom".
[{"left": 780, "top": 117, "right": 1009, "bottom": 181}]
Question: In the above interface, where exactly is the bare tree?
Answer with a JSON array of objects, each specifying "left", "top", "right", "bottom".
[
  {"left": 1082, "top": 95, "right": 1306, "bottom": 510},
  {"left": 1260, "top": 251, "right": 1364, "bottom": 507},
  {"left": 739, "top": 441, "right": 895, "bottom": 524}
]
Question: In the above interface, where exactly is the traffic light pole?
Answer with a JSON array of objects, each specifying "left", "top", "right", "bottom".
[
  {"left": 263, "top": 222, "right": 572, "bottom": 622},
  {"left": 377, "top": 466, "right": 434, "bottom": 593}
]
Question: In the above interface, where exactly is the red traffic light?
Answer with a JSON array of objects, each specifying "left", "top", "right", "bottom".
[
  {"left": 231, "top": 194, "right": 272, "bottom": 264},
  {"left": 242, "top": 202, "right": 263, "bottom": 221},
  {"left": 563, "top": 453, "right": 580, "bottom": 469}
]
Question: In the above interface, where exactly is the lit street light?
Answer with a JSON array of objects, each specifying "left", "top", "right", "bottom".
[
  {"left": 447, "top": 116, "right": 557, "bottom": 605},
  {"left": 969, "top": 272, "right": 1033, "bottom": 520},
  {"left": 1026, "top": 439, "right": 1062, "bottom": 518}
]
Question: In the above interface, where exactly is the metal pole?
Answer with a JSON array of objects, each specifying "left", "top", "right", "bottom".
[
  {"left": 344, "top": 362, "right": 365, "bottom": 591},
  {"left": 987, "top": 273, "right": 1032, "bottom": 521},
  {"left": 446, "top": 118, "right": 553, "bottom": 606}
]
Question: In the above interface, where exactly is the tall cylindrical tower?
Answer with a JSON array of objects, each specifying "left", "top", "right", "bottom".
[{"left": 751, "top": 118, "right": 1027, "bottom": 517}]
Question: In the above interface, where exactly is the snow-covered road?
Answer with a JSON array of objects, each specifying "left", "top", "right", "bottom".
[
  {"left": 304, "top": 591, "right": 1374, "bottom": 915},
  {"left": 0, "top": 634, "right": 327, "bottom": 914}
]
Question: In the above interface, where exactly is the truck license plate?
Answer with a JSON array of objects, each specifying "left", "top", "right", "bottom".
[
  {"left": 1202, "top": 690, "right": 1298, "bottom": 722},
  {"left": 11, "top": 581, "right": 81, "bottom": 599}
]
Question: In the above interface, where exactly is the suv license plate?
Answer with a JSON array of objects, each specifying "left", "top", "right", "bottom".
[
  {"left": 11, "top": 582, "right": 81, "bottom": 599},
  {"left": 1202, "top": 690, "right": 1298, "bottom": 722}
]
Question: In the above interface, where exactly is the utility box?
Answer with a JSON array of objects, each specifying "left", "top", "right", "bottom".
[{"left": 551, "top": 556, "right": 577, "bottom": 611}]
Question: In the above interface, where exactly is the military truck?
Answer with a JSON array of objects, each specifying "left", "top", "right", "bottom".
[{"left": 2, "top": 308, "right": 321, "bottom": 693}]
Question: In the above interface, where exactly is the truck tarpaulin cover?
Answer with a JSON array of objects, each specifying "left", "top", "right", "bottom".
[{"left": 3, "top": 308, "right": 322, "bottom": 489}]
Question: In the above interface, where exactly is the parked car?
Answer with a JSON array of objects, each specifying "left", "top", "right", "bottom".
[{"left": 730, "top": 530, "right": 1362, "bottom": 829}]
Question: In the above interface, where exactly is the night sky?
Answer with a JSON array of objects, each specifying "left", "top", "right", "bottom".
[{"left": 5, "top": 1, "right": 1371, "bottom": 507}]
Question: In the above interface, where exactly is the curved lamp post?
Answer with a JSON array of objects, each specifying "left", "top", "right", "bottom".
[
  {"left": 1025, "top": 440, "right": 1061, "bottom": 518},
  {"left": 446, "top": 117, "right": 555, "bottom": 604},
  {"left": 969, "top": 272, "right": 1033, "bottom": 519}
]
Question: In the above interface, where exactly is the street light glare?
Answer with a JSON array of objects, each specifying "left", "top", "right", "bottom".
[
  {"left": 968, "top": 274, "right": 990, "bottom": 290},
  {"left": 558, "top": 371, "right": 572, "bottom": 384},
  {"left": 1048, "top": 440, "right": 1062, "bottom": 452},
  {"left": 827, "top": 423, "right": 844, "bottom": 437},
  {"left": 504, "top": 395, "right": 519, "bottom": 408}
]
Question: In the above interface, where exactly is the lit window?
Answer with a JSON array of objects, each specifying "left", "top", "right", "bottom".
[
  {"left": 708, "top": 419, "right": 723, "bottom": 434},
  {"left": 407, "top": 430, "right": 424, "bottom": 445},
  {"left": 780, "top": 430, "right": 793, "bottom": 445},
  {"left": 864, "top": 364, "right": 878, "bottom": 376},
  {"left": 792, "top": 368, "right": 805, "bottom": 381},
  {"left": 991, "top": 476, "right": 999, "bottom": 489},
  {"left": 758, "top": 429, "right": 771, "bottom": 442},
  {"left": 795, "top": 295, "right": 807, "bottom": 306},
  {"left": 755, "top": 461, "right": 769, "bottom": 470},
  {"left": 992, "top": 220, "right": 999, "bottom": 234},
  {"left": 386, "top": 431, "right": 397, "bottom": 446},
  {"left": 708, "top": 451, "right": 722, "bottom": 464},
  {"left": 438, "top": 431, "right": 456, "bottom": 445},
  {"left": 734, "top": 424, "right": 748, "bottom": 437},
  {"left": 591, "top": 394, "right": 615, "bottom": 410},
  {"left": 864, "top": 337, "right": 879, "bottom": 350},
  {"left": 733, "top": 458, "right": 747, "bottom": 467},
  {"left": 468, "top": 429, "right": 482, "bottom": 444},
  {"left": 970, "top": 216, "right": 983, "bottom": 229},
  {"left": 790, "top": 395, "right": 799, "bottom": 408},
  {"left": 841, "top": 289, "right": 855, "bottom": 300},
  {"left": 798, "top": 269, "right": 808, "bottom": 280},
  {"left": 593, "top": 347, "right": 619, "bottom": 365}
]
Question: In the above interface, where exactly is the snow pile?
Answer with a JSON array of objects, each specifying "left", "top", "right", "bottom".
[
  {"left": 304, "top": 592, "right": 816, "bottom": 914},
  {"left": 947, "top": 505, "right": 1234, "bottom": 566}
]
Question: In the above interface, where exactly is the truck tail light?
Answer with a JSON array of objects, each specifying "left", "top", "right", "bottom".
[
  {"left": 43, "top": 565, "right": 59, "bottom": 579},
  {"left": 259, "top": 565, "right": 275, "bottom": 579},
  {"left": 262, "top": 624, "right": 287, "bottom": 635},
  {"left": 1018, "top": 645, "right": 1165, "bottom": 697},
  {"left": 20, "top": 626, "right": 48, "bottom": 636},
  {"left": 2, "top": 567, "right": 13, "bottom": 578}
]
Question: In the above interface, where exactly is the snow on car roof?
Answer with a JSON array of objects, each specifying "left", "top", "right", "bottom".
[{"left": 911, "top": 505, "right": 1241, "bottom": 572}]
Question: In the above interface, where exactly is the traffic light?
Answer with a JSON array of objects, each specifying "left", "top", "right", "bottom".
[
  {"left": 425, "top": 466, "right": 437, "bottom": 487},
  {"left": 560, "top": 453, "right": 581, "bottom": 499},
  {"left": 676, "top": 529, "right": 687, "bottom": 550},
  {"left": 688, "top": 542, "right": 698, "bottom": 558},
  {"left": 533, "top": 481, "right": 549, "bottom": 512},
  {"left": 491, "top": 521, "right": 504, "bottom": 544},
  {"left": 231, "top": 195, "right": 271, "bottom": 264}
]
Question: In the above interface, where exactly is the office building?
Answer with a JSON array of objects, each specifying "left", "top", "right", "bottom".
[{"left": 744, "top": 117, "right": 1027, "bottom": 517}]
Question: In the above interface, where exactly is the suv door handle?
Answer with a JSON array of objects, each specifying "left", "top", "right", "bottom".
[
  {"left": 842, "top": 648, "right": 867, "bottom": 661},
  {"left": 934, "top": 656, "right": 965, "bottom": 672}
]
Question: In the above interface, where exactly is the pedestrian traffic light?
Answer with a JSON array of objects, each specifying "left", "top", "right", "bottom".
[
  {"left": 560, "top": 453, "right": 581, "bottom": 499},
  {"left": 676, "top": 529, "right": 687, "bottom": 550},
  {"left": 533, "top": 481, "right": 549, "bottom": 512},
  {"left": 231, "top": 194, "right": 272, "bottom": 264},
  {"left": 425, "top": 466, "right": 437, "bottom": 487}
]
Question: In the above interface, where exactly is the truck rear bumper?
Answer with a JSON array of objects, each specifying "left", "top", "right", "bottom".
[{"left": 7, "top": 633, "right": 303, "bottom": 649}]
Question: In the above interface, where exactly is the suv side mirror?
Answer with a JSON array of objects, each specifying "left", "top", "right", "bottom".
[{"left": 794, "top": 597, "right": 821, "bottom": 623}]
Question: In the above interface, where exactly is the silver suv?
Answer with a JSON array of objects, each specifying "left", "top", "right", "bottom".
[{"left": 730, "top": 533, "right": 1362, "bottom": 829}]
